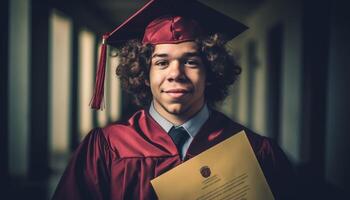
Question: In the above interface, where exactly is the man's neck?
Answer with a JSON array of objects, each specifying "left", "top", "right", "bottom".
[
  {"left": 153, "top": 102, "right": 205, "bottom": 126},
  {"left": 149, "top": 101, "right": 210, "bottom": 135}
]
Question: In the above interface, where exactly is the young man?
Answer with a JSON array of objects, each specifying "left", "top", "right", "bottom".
[{"left": 53, "top": 0, "right": 295, "bottom": 199}]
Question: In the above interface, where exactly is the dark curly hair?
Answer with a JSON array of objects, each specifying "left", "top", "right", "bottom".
[{"left": 116, "top": 33, "right": 241, "bottom": 107}]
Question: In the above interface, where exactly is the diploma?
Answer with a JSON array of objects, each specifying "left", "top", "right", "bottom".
[{"left": 151, "top": 131, "right": 275, "bottom": 200}]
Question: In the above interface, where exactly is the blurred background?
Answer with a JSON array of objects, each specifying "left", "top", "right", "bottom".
[{"left": 1, "top": 0, "right": 349, "bottom": 199}]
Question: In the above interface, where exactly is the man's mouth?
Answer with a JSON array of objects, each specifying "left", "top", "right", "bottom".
[{"left": 163, "top": 89, "right": 191, "bottom": 98}]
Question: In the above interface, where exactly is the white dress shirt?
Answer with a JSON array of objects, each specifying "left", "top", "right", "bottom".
[{"left": 149, "top": 102, "right": 210, "bottom": 159}]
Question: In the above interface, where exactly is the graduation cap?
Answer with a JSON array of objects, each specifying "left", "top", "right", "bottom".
[{"left": 90, "top": 0, "right": 248, "bottom": 109}]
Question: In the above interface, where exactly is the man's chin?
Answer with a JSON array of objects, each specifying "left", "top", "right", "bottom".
[
  {"left": 162, "top": 101, "right": 195, "bottom": 115},
  {"left": 155, "top": 100, "right": 203, "bottom": 119},
  {"left": 164, "top": 105, "right": 186, "bottom": 115}
]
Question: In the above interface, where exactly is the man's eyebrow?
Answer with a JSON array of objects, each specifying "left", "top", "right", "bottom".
[
  {"left": 152, "top": 53, "right": 168, "bottom": 58},
  {"left": 151, "top": 51, "right": 201, "bottom": 59},
  {"left": 182, "top": 52, "right": 201, "bottom": 57}
]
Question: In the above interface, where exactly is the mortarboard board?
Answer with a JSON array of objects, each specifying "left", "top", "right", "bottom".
[{"left": 90, "top": 0, "right": 248, "bottom": 109}]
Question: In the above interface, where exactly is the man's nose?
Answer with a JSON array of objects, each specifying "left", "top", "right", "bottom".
[{"left": 167, "top": 60, "right": 185, "bottom": 81}]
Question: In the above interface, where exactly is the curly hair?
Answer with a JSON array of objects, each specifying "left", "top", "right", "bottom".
[{"left": 116, "top": 33, "right": 241, "bottom": 107}]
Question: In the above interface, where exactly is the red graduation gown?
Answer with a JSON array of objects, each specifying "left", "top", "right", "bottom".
[{"left": 53, "top": 109, "right": 295, "bottom": 200}]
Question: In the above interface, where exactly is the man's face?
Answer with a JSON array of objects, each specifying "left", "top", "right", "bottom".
[{"left": 149, "top": 41, "right": 206, "bottom": 123}]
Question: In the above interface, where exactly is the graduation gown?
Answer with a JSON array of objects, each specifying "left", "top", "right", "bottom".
[{"left": 52, "top": 109, "right": 295, "bottom": 200}]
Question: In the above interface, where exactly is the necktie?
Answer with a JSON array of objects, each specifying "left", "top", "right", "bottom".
[{"left": 168, "top": 126, "right": 190, "bottom": 158}]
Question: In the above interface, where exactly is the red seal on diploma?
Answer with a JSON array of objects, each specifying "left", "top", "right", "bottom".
[{"left": 200, "top": 166, "right": 211, "bottom": 178}]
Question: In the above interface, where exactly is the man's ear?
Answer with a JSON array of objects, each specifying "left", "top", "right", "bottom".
[{"left": 145, "top": 79, "right": 150, "bottom": 86}]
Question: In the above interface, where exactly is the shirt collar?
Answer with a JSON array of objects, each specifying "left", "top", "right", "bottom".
[
  {"left": 149, "top": 102, "right": 210, "bottom": 138},
  {"left": 149, "top": 102, "right": 173, "bottom": 133}
]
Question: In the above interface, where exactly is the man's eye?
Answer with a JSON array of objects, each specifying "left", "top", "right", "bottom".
[
  {"left": 155, "top": 60, "right": 169, "bottom": 68},
  {"left": 185, "top": 59, "right": 200, "bottom": 67}
]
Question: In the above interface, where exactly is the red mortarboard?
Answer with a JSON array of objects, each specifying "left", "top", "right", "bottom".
[{"left": 90, "top": 0, "right": 248, "bottom": 109}]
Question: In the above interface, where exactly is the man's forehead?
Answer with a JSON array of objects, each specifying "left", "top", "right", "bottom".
[{"left": 152, "top": 41, "right": 199, "bottom": 56}]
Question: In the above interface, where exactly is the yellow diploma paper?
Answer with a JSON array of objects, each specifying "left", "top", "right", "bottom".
[{"left": 151, "top": 131, "right": 275, "bottom": 200}]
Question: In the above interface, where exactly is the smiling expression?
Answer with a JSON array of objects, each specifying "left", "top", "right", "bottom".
[{"left": 149, "top": 41, "right": 206, "bottom": 124}]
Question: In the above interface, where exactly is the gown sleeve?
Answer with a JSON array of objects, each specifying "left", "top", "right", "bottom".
[
  {"left": 52, "top": 128, "right": 116, "bottom": 200},
  {"left": 256, "top": 138, "right": 297, "bottom": 200}
]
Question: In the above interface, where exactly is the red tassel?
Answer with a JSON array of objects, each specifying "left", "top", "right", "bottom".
[{"left": 90, "top": 33, "right": 109, "bottom": 109}]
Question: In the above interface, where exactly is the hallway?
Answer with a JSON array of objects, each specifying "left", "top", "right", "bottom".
[{"left": 1, "top": 0, "right": 350, "bottom": 199}]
